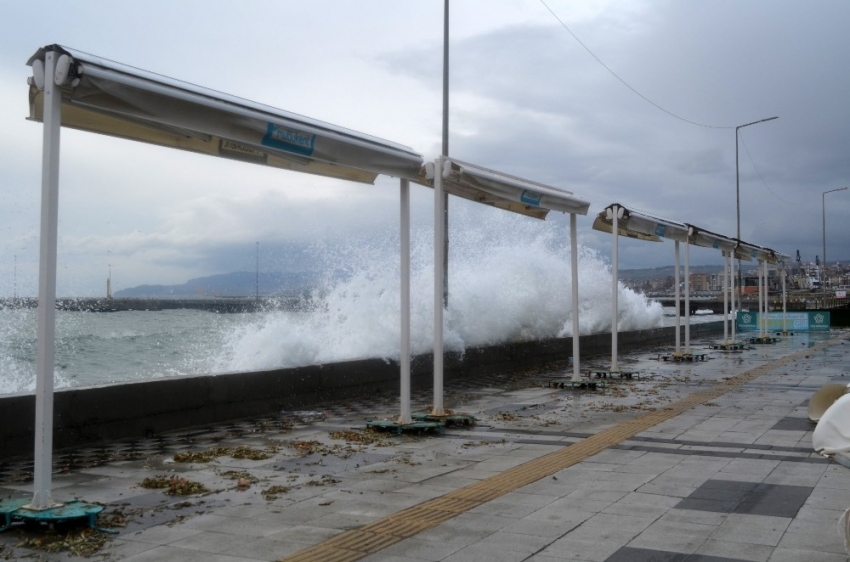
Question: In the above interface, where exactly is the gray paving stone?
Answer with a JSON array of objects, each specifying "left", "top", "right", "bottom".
[
  {"left": 767, "top": 548, "right": 848, "bottom": 561},
  {"left": 709, "top": 513, "right": 790, "bottom": 546},
  {"left": 694, "top": 539, "right": 773, "bottom": 561}
]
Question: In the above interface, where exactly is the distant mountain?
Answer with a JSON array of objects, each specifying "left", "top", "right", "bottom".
[{"left": 114, "top": 271, "right": 321, "bottom": 298}]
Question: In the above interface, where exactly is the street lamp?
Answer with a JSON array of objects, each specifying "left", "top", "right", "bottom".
[
  {"left": 823, "top": 187, "right": 849, "bottom": 289},
  {"left": 736, "top": 116, "right": 778, "bottom": 305}
]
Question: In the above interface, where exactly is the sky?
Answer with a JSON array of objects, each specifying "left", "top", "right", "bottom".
[{"left": 1, "top": 0, "right": 849, "bottom": 297}]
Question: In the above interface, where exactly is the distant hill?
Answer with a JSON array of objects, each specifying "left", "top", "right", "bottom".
[{"left": 114, "top": 271, "right": 321, "bottom": 298}]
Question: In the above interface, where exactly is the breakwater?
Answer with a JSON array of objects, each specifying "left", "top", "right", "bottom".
[
  {"left": 0, "top": 322, "right": 724, "bottom": 457},
  {"left": 0, "top": 297, "right": 305, "bottom": 313}
]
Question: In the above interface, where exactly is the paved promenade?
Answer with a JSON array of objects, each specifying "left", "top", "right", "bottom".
[{"left": 1, "top": 329, "right": 849, "bottom": 561}]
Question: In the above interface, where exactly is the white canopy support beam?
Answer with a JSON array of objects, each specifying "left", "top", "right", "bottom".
[
  {"left": 26, "top": 44, "right": 424, "bottom": 505},
  {"left": 723, "top": 251, "right": 730, "bottom": 343},
  {"left": 425, "top": 156, "right": 590, "bottom": 407},
  {"left": 611, "top": 205, "right": 620, "bottom": 372},
  {"left": 684, "top": 239, "right": 691, "bottom": 353},
  {"left": 398, "top": 179, "right": 412, "bottom": 425},
  {"left": 674, "top": 241, "right": 681, "bottom": 356},
  {"left": 432, "top": 156, "right": 446, "bottom": 416},
  {"left": 28, "top": 50, "right": 62, "bottom": 512},
  {"left": 570, "top": 213, "right": 581, "bottom": 382}
]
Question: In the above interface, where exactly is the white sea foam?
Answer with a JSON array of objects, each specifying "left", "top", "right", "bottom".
[
  {"left": 213, "top": 211, "right": 662, "bottom": 373},
  {"left": 1, "top": 210, "right": 666, "bottom": 392}
]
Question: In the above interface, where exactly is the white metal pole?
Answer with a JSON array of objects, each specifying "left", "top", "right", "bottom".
[
  {"left": 570, "top": 213, "right": 580, "bottom": 382},
  {"left": 684, "top": 240, "right": 691, "bottom": 353},
  {"left": 782, "top": 266, "right": 787, "bottom": 333},
  {"left": 29, "top": 51, "right": 62, "bottom": 511},
  {"left": 611, "top": 206, "right": 619, "bottom": 372},
  {"left": 731, "top": 259, "right": 737, "bottom": 341},
  {"left": 763, "top": 260, "right": 769, "bottom": 337},
  {"left": 722, "top": 251, "right": 729, "bottom": 343},
  {"left": 398, "top": 179, "right": 411, "bottom": 424},
  {"left": 674, "top": 241, "right": 681, "bottom": 355},
  {"left": 758, "top": 261, "right": 764, "bottom": 338},
  {"left": 432, "top": 157, "right": 445, "bottom": 416}
]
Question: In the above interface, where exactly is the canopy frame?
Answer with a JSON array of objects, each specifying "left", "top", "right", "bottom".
[{"left": 25, "top": 44, "right": 424, "bottom": 510}]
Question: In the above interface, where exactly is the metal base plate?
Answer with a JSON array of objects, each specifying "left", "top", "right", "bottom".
[
  {"left": 411, "top": 412, "right": 475, "bottom": 426},
  {"left": 592, "top": 370, "right": 638, "bottom": 379},
  {"left": 1, "top": 499, "right": 103, "bottom": 532},
  {"left": 366, "top": 419, "right": 444, "bottom": 435},
  {"left": 547, "top": 380, "right": 602, "bottom": 390},
  {"left": 749, "top": 336, "right": 779, "bottom": 344},
  {"left": 709, "top": 342, "right": 752, "bottom": 351},
  {"left": 659, "top": 353, "right": 708, "bottom": 362}
]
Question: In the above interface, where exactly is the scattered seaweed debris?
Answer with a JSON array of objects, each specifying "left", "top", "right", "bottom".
[
  {"left": 140, "top": 475, "right": 209, "bottom": 496},
  {"left": 16, "top": 527, "right": 109, "bottom": 558},
  {"left": 261, "top": 485, "right": 291, "bottom": 501},
  {"left": 172, "top": 446, "right": 276, "bottom": 463},
  {"left": 328, "top": 429, "right": 392, "bottom": 447},
  {"left": 305, "top": 475, "right": 340, "bottom": 487}
]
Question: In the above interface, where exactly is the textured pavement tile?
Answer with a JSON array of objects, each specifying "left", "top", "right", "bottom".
[
  {"left": 694, "top": 539, "right": 773, "bottom": 561},
  {"left": 539, "top": 537, "right": 627, "bottom": 562},
  {"left": 377, "top": 537, "right": 464, "bottom": 561},
  {"left": 628, "top": 519, "right": 717, "bottom": 554},
  {"left": 168, "top": 530, "right": 254, "bottom": 553},
  {"left": 766, "top": 548, "right": 848, "bottom": 561},
  {"left": 709, "top": 513, "right": 790, "bottom": 546},
  {"left": 441, "top": 543, "right": 532, "bottom": 562},
  {"left": 124, "top": 524, "right": 204, "bottom": 545},
  {"left": 777, "top": 530, "right": 846, "bottom": 555},
  {"left": 266, "top": 524, "right": 343, "bottom": 544}
]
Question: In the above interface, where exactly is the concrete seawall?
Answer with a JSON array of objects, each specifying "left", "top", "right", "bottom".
[{"left": 0, "top": 322, "right": 723, "bottom": 457}]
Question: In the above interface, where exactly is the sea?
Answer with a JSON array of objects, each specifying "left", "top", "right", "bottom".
[{"left": 0, "top": 220, "right": 723, "bottom": 396}]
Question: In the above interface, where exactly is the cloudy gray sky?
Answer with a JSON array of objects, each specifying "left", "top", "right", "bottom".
[{"left": 2, "top": 0, "right": 849, "bottom": 297}]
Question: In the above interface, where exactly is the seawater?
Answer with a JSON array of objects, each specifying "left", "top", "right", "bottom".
[{"left": 0, "top": 216, "right": 716, "bottom": 395}]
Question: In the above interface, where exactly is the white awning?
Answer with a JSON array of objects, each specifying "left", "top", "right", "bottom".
[
  {"left": 686, "top": 225, "right": 737, "bottom": 252},
  {"left": 27, "top": 45, "right": 423, "bottom": 183},
  {"left": 734, "top": 240, "right": 775, "bottom": 263},
  {"left": 591, "top": 204, "right": 689, "bottom": 242},
  {"left": 422, "top": 158, "right": 591, "bottom": 219}
]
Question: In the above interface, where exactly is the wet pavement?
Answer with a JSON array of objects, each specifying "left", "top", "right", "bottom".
[{"left": 1, "top": 329, "right": 849, "bottom": 561}]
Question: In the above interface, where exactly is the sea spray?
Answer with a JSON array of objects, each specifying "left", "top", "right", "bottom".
[{"left": 213, "top": 211, "right": 663, "bottom": 372}]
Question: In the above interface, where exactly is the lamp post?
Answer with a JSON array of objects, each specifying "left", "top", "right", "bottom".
[
  {"left": 736, "top": 116, "right": 778, "bottom": 305},
  {"left": 823, "top": 187, "right": 849, "bottom": 289}
]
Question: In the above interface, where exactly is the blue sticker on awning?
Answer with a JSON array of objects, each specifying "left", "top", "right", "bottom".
[
  {"left": 520, "top": 190, "right": 542, "bottom": 206},
  {"left": 262, "top": 123, "right": 316, "bottom": 157},
  {"left": 655, "top": 224, "right": 667, "bottom": 237}
]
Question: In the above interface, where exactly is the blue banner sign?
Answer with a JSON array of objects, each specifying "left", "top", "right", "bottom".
[{"left": 737, "top": 311, "right": 830, "bottom": 332}]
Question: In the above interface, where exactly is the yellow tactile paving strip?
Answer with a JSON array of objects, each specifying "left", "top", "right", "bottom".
[{"left": 278, "top": 338, "right": 840, "bottom": 562}]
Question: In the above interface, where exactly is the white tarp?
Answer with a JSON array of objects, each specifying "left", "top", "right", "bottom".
[
  {"left": 28, "top": 45, "right": 423, "bottom": 183},
  {"left": 423, "top": 158, "right": 591, "bottom": 218},
  {"left": 686, "top": 225, "right": 736, "bottom": 252},
  {"left": 591, "top": 204, "right": 689, "bottom": 242},
  {"left": 813, "top": 393, "right": 850, "bottom": 457}
]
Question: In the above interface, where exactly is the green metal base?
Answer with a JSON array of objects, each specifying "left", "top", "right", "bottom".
[
  {"left": 411, "top": 412, "right": 475, "bottom": 426},
  {"left": 0, "top": 498, "right": 103, "bottom": 532},
  {"left": 547, "top": 380, "right": 602, "bottom": 390},
  {"left": 709, "top": 342, "right": 752, "bottom": 351},
  {"left": 366, "top": 419, "right": 444, "bottom": 435},
  {"left": 659, "top": 353, "right": 708, "bottom": 362},
  {"left": 749, "top": 336, "right": 779, "bottom": 344},
  {"left": 592, "top": 370, "right": 638, "bottom": 379}
]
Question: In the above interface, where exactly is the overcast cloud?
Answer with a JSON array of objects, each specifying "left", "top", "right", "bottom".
[{"left": 1, "top": 0, "right": 849, "bottom": 297}]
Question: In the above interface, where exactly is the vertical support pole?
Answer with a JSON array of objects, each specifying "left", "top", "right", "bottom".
[
  {"left": 782, "top": 266, "right": 787, "bottom": 333},
  {"left": 432, "top": 157, "right": 445, "bottom": 416},
  {"left": 398, "top": 179, "right": 411, "bottom": 424},
  {"left": 723, "top": 251, "right": 729, "bottom": 343},
  {"left": 674, "top": 241, "right": 681, "bottom": 355},
  {"left": 731, "top": 259, "right": 737, "bottom": 342},
  {"left": 570, "top": 213, "right": 580, "bottom": 382},
  {"left": 763, "top": 260, "right": 769, "bottom": 337},
  {"left": 684, "top": 240, "right": 691, "bottom": 353},
  {"left": 29, "top": 51, "right": 61, "bottom": 511},
  {"left": 441, "top": 0, "right": 450, "bottom": 309},
  {"left": 611, "top": 206, "right": 619, "bottom": 373},
  {"left": 758, "top": 261, "right": 764, "bottom": 338}
]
